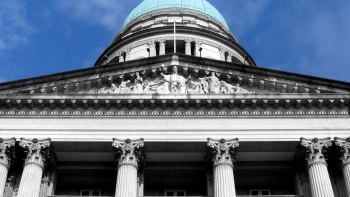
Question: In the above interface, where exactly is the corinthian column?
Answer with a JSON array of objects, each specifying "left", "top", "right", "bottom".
[
  {"left": 335, "top": 137, "right": 350, "bottom": 196},
  {"left": 207, "top": 138, "right": 239, "bottom": 197},
  {"left": 301, "top": 137, "right": 334, "bottom": 197},
  {"left": 17, "top": 138, "right": 53, "bottom": 197},
  {"left": 0, "top": 138, "right": 15, "bottom": 197},
  {"left": 113, "top": 138, "right": 145, "bottom": 197}
]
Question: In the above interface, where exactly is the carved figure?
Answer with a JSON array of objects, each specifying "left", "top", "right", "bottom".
[
  {"left": 119, "top": 80, "right": 131, "bottom": 94},
  {"left": 200, "top": 72, "right": 220, "bottom": 93},
  {"left": 161, "top": 66, "right": 187, "bottom": 94},
  {"left": 220, "top": 81, "right": 238, "bottom": 93},
  {"left": 132, "top": 72, "right": 144, "bottom": 94}
]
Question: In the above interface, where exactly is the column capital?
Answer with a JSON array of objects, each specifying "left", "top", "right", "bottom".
[
  {"left": 0, "top": 138, "right": 16, "bottom": 169},
  {"left": 19, "top": 138, "right": 55, "bottom": 171},
  {"left": 147, "top": 40, "right": 156, "bottom": 47},
  {"left": 195, "top": 40, "right": 202, "bottom": 47},
  {"left": 206, "top": 138, "right": 239, "bottom": 168},
  {"left": 158, "top": 39, "right": 166, "bottom": 45},
  {"left": 218, "top": 48, "right": 226, "bottom": 54},
  {"left": 112, "top": 138, "right": 145, "bottom": 170},
  {"left": 300, "top": 137, "right": 332, "bottom": 166},
  {"left": 184, "top": 38, "right": 191, "bottom": 45},
  {"left": 335, "top": 137, "right": 350, "bottom": 166},
  {"left": 124, "top": 47, "right": 131, "bottom": 54}
]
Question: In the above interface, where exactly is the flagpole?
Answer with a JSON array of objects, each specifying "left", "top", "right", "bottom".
[{"left": 174, "top": 21, "right": 176, "bottom": 53}]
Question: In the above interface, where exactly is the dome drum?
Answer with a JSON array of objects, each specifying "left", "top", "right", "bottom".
[{"left": 100, "top": 32, "right": 250, "bottom": 66}]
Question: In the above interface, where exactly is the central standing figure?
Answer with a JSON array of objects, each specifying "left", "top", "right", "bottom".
[{"left": 161, "top": 65, "right": 187, "bottom": 94}]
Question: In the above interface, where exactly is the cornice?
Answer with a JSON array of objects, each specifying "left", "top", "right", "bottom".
[
  {"left": 0, "top": 94, "right": 348, "bottom": 117},
  {"left": 1, "top": 55, "right": 350, "bottom": 95}
]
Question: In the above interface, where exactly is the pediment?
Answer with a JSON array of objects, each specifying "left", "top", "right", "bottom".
[
  {"left": 0, "top": 55, "right": 349, "bottom": 117},
  {"left": 1, "top": 55, "right": 349, "bottom": 96}
]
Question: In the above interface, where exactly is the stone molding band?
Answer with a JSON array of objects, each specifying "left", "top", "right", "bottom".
[
  {"left": 342, "top": 161, "right": 350, "bottom": 168},
  {"left": 0, "top": 161, "right": 9, "bottom": 170},
  {"left": 23, "top": 161, "right": 44, "bottom": 170},
  {"left": 307, "top": 161, "right": 328, "bottom": 167},
  {"left": 213, "top": 162, "right": 234, "bottom": 169},
  {"left": 117, "top": 162, "right": 138, "bottom": 170}
]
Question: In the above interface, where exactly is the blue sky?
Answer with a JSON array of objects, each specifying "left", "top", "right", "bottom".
[{"left": 0, "top": 0, "right": 349, "bottom": 83}]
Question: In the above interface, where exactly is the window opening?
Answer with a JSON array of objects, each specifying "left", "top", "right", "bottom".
[
  {"left": 165, "top": 190, "right": 186, "bottom": 196},
  {"left": 249, "top": 189, "right": 271, "bottom": 196},
  {"left": 80, "top": 190, "right": 101, "bottom": 196}
]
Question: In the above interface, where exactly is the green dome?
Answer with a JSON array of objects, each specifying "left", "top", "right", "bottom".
[{"left": 123, "top": 0, "right": 228, "bottom": 29}]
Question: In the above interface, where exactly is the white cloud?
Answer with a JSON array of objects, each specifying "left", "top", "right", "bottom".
[
  {"left": 53, "top": 0, "right": 129, "bottom": 32},
  {"left": 0, "top": 0, "right": 35, "bottom": 54}
]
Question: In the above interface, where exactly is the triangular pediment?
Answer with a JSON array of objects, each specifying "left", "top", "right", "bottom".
[
  {"left": 0, "top": 54, "right": 349, "bottom": 117},
  {"left": 1, "top": 54, "right": 349, "bottom": 96}
]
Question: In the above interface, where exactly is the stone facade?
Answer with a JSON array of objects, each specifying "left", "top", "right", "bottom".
[{"left": 0, "top": 0, "right": 350, "bottom": 197}]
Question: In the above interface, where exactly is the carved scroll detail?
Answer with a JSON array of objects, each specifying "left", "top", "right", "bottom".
[
  {"left": 112, "top": 138, "right": 145, "bottom": 170},
  {"left": 335, "top": 137, "right": 350, "bottom": 165},
  {"left": 301, "top": 137, "right": 332, "bottom": 166}
]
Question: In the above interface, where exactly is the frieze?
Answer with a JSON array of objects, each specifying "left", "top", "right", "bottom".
[
  {"left": 0, "top": 109, "right": 348, "bottom": 117},
  {"left": 88, "top": 66, "right": 254, "bottom": 95}
]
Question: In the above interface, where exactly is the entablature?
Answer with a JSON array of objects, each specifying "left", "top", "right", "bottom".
[{"left": 0, "top": 94, "right": 348, "bottom": 117}]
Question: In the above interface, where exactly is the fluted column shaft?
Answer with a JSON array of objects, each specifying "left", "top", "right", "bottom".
[
  {"left": 17, "top": 138, "right": 52, "bottom": 197},
  {"left": 301, "top": 137, "right": 334, "bottom": 197},
  {"left": 207, "top": 138, "right": 239, "bottom": 197},
  {"left": 342, "top": 163, "right": 350, "bottom": 197},
  {"left": 307, "top": 162, "right": 334, "bottom": 197},
  {"left": 0, "top": 138, "right": 15, "bottom": 197},
  {"left": 39, "top": 176, "right": 51, "bottom": 197},
  {"left": 213, "top": 163, "right": 236, "bottom": 197},
  {"left": 17, "top": 162, "right": 44, "bottom": 197},
  {"left": 115, "top": 163, "right": 138, "bottom": 197},
  {"left": 113, "top": 138, "right": 145, "bottom": 197},
  {"left": 335, "top": 137, "right": 350, "bottom": 197},
  {"left": 0, "top": 164, "right": 8, "bottom": 197}
]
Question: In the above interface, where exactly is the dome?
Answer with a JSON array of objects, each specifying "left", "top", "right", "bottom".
[{"left": 123, "top": 0, "right": 228, "bottom": 29}]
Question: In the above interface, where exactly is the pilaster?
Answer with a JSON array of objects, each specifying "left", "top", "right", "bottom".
[
  {"left": 227, "top": 53, "right": 233, "bottom": 62},
  {"left": 148, "top": 41, "right": 156, "bottom": 57},
  {"left": 219, "top": 48, "right": 226, "bottom": 61},
  {"left": 17, "top": 138, "right": 54, "bottom": 197},
  {"left": 194, "top": 41, "right": 202, "bottom": 57},
  {"left": 185, "top": 39, "right": 191, "bottom": 55},
  {"left": 206, "top": 138, "right": 239, "bottom": 197},
  {"left": 301, "top": 137, "right": 334, "bottom": 197},
  {"left": 118, "top": 51, "right": 124, "bottom": 62},
  {"left": 124, "top": 48, "right": 131, "bottom": 61},
  {"left": 335, "top": 137, "right": 350, "bottom": 196},
  {"left": 0, "top": 138, "right": 15, "bottom": 197},
  {"left": 159, "top": 39, "right": 166, "bottom": 55},
  {"left": 112, "top": 138, "right": 145, "bottom": 197}
]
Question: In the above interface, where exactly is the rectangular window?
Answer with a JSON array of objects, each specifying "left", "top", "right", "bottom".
[
  {"left": 80, "top": 190, "right": 101, "bottom": 196},
  {"left": 249, "top": 189, "right": 271, "bottom": 195},
  {"left": 165, "top": 190, "right": 186, "bottom": 196}
]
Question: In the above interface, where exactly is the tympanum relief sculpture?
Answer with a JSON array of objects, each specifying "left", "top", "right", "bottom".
[{"left": 91, "top": 66, "right": 254, "bottom": 95}]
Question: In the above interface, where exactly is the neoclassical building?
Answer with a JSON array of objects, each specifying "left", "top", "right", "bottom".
[{"left": 0, "top": 0, "right": 349, "bottom": 197}]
